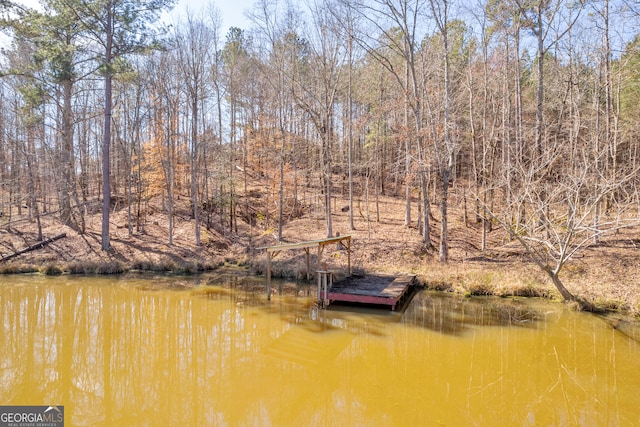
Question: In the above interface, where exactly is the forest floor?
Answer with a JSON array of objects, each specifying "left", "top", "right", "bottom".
[{"left": 1, "top": 185, "right": 639, "bottom": 318}]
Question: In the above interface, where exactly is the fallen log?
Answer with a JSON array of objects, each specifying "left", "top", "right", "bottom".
[{"left": 0, "top": 233, "right": 67, "bottom": 263}]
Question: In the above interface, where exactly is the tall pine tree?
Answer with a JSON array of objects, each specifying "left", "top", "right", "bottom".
[{"left": 64, "top": 0, "right": 176, "bottom": 250}]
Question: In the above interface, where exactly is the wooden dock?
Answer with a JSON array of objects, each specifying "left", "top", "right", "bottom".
[
  {"left": 327, "top": 274, "right": 418, "bottom": 310},
  {"left": 259, "top": 235, "right": 352, "bottom": 300}
]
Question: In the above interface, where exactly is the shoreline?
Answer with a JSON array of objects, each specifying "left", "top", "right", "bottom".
[
  {"left": 1, "top": 255, "right": 637, "bottom": 319},
  {"left": 1, "top": 195, "right": 638, "bottom": 319}
]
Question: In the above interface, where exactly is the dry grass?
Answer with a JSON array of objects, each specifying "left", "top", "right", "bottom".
[
  {"left": 251, "top": 187, "right": 640, "bottom": 316},
  {"left": 1, "top": 184, "right": 639, "bottom": 317}
]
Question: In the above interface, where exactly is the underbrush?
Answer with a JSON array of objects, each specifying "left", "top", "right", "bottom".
[
  {"left": 0, "top": 264, "right": 39, "bottom": 274},
  {"left": 67, "top": 261, "right": 127, "bottom": 274}
]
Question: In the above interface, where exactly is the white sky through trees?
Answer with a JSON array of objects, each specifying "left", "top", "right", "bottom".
[
  {"left": 13, "top": 0, "right": 253, "bottom": 31},
  {"left": 169, "top": 0, "right": 253, "bottom": 31}
]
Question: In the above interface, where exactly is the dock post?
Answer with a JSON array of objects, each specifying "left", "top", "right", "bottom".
[
  {"left": 304, "top": 248, "right": 310, "bottom": 281},
  {"left": 347, "top": 236, "right": 352, "bottom": 275},
  {"left": 316, "top": 270, "right": 332, "bottom": 307},
  {"left": 266, "top": 251, "right": 272, "bottom": 300},
  {"left": 325, "top": 272, "right": 332, "bottom": 305}
]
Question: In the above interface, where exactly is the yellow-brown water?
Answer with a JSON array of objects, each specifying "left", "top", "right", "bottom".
[{"left": 1, "top": 274, "right": 639, "bottom": 426}]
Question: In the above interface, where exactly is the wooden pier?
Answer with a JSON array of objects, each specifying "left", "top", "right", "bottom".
[
  {"left": 259, "top": 235, "right": 352, "bottom": 300},
  {"left": 327, "top": 274, "right": 418, "bottom": 310},
  {"left": 259, "top": 236, "right": 419, "bottom": 310}
]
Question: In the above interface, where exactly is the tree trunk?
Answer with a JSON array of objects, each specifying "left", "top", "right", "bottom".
[
  {"left": 166, "top": 114, "right": 175, "bottom": 246},
  {"left": 101, "top": 9, "right": 113, "bottom": 252},
  {"left": 324, "top": 141, "right": 333, "bottom": 238},
  {"left": 191, "top": 96, "right": 201, "bottom": 246},
  {"left": 60, "top": 78, "right": 75, "bottom": 228},
  {"left": 535, "top": 2, "right": 544, "bottom": 157},
  {"left": 403, "top": 77, "right": 412, "bottom": 227},
  {"left": 548, "top": 271, "right": 576, "bottom": 302},
  {"left": 347, "top": 34, "right": 355, "bottom": 231},
  {"left": 278, "top": 126, "right": 285, "bottom": 242},
  {"left": 420, "top": 170, "right": 431, "bottom": 248},
  {"left": 439, "top": 168, "right": 449, "bottom": 263},
  {"left": 547, "top": 270, "right": 595, "bottom": 312},
  {"left": 439, "top": 0, "right": 452, "bottom": 263},
  {"left": 25, "top": 129, "right": 42, "bottom": 242}
]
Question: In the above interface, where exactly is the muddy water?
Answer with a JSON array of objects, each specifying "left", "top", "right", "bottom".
[{"left": 1, "top": 274, "right": 639, "bottom": 426}]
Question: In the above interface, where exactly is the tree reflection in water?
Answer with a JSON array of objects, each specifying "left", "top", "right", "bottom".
[
  {"left": 401, "top": 292, "right": 539, "bottom": 335},
  {"left": 2, "top": 275, "right": 639, "bottom": 427}
]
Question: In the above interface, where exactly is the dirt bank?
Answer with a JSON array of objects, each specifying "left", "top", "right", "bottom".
[{"left": 1, "top": 194, "right": 638, "bottom": 317}]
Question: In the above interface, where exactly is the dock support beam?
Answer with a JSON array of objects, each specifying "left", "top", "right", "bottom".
[
  {"left": 260, "top": 235, "right": 353, "bottom": 301},
  {"left": 266, "top": 252, "right": 272, "bottom": 300}
]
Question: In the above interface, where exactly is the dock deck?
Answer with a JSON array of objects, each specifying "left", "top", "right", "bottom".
[{"left": 327, "top": 274, "right": 417, "bottom": 310}]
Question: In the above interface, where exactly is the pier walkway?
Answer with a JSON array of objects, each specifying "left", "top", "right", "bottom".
[{"left": 327, "top": 274, "right": 417, "bottom": 310}]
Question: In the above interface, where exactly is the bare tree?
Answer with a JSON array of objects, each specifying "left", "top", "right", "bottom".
[
  {"left": 347, "top": 0, "right": 433, "bottom": 247},
  {"left": 146, "top": 50, "right": 181, "bottom": 245},
  {"left": 488, "top": 154, "right": 639, "bottom": 309},
  {"left": 175, "top": 9, "right": 217, "bottom": 247},
  {"left": 250, "top": 0, "right": 306, "bottom": 241},
  {"left": 222, "top": 27, "right": 250, "bottom": 233},
  {"left": 427, "top": 0, "right": 458, "bottom": 262},
  {"left": 289, "top": 0, "right": 345, "bottom": 238}
]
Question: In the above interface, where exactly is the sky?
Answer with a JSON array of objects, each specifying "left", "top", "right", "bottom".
[
  {"left": 13, "top": 0, "right": 254, "bottom": 32},
  {"left": 170, "top": 0, "right": 254, "bottom": 32},
  {"left": 0, "top": 0, "right": 254, "bottom": 54}
]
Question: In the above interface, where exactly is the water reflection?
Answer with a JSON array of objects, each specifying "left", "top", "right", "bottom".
[
  {"left": 402, "top": 292, "right": 539, "bottom": 335},
  {"left": 0, "top": 274, "right": 639, "bottom": 426}
]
